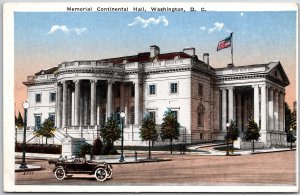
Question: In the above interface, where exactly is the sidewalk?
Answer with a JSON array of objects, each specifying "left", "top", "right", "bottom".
[{"left": 186, "top": 143, "right": 296, "bottom": 156}]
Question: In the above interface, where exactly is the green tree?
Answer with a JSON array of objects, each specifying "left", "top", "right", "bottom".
[
  {"left": 290, "top": 110, "right": 297, "bottom": 131},
  {"left": 92, "top": 137, "right": 103, "bottom": 155},
  {"left": 16, "top": 112, "right": 24, "bottom": 127},
  {"left": 224, "top": 120, "right": 239, "bottom": 154},
  {"left": 244, "top": 118, "right": 260, "bottom": 152},
  {"left": 15, "top": 115, "right": 18, "bottom": 126},
  {"left": 79, "top": 143, "right": 92, "bottom": 157},
  {"left": 285, "top": 102, "right": 292, "bottom": 133},
  {"left": 100, "top": 117, "right": 121, "bottom": 154},
  {"left": 34, "top": 118, "right": 56, "bottom": 144},
  {"left": 140, "top": 115, "right": 158, "bottom": 159},
  {"left": 160, "top": 110, "right": 180, "bottom": 154}
]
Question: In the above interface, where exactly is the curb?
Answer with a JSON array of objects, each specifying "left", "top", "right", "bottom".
[{"left": 251, "top": 149, "right": 296, "bottom": 155}]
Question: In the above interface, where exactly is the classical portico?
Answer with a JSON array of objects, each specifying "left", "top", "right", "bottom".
[
  {"left": 216, "top": 62, "right": 289, "bottom": 147},
  {"left": 55, "top": 79, "right": 141, "bottom": 130},
  {"left": 53, "top": 60, "right": 143, "bottom": 133}
]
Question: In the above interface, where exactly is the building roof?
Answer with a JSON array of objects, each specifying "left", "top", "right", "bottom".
[
  {"left": 100, "top": 51, "right": 192, "bottom": 64},
  {"left": 35, "top": 67, "right": 58, "bottom": 76}
]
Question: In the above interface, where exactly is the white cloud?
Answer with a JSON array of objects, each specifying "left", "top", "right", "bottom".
[
  {"left": 200, "top": 26, "right": 206, "bottom": 31},
  {"left": 48, "top": 25, "right": 69, "bottom": 34},
  {"left": 48, "top": 25, "right": 87, "bottom": 35},
  {"left": 240, "top": 12, "right": 244, "bottom": 16},
  {"left": 128, "top": 16, "right": 168, "bottom": 28},
  {"left": 208, "top": 22, "right": 224, "bottom": 33},
  {"left": 225, "top": 29, "right": 232, "bottom": 33},
  {"left": 74, "top": 27, "right": 87, "bottom": 35}
]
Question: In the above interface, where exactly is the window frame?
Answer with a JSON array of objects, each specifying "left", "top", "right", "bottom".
[
  {"left": 148, "top": 111, "right": 156, "bottom": 124},
  {"left": 35, "top": 93, "right": 42, "bottom": 103},
  {"left": 148, "top": 84, "right": 156, "bottom": 96},
  {"left": 170, "top": 110, "right": 179, "bottom": 122},
  {"left": 49, "top": 92, "right": 56, "bottom": 102},
  {"left": 48, "top": 113, "right": 55, "bottom": 123},
  {"left": 34, "top": 114, "right": 42, "bottom": 130},
  {"left": 169, "top": 82, "right": 178, "bottom": 95}
]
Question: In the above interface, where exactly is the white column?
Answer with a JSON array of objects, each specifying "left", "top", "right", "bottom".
[
  {"left": 243, "top": 96, "right": 248, "bottom": 131},
  {"left": 96, "top": 106, "right": 100, "bottom": 126},
  {"left": 71, "top": 91, "right": 75, "bottom": 126},
  {"left": 228, "top": 87, "right": 234, "bottom": 121},
  {"left": 268, "top": 87, "right": 274, "bottom": 130},
  {"left": 56, "top": 83, "right": 62, "bottom": 128},
  {"left": 90, "top": 80, "right": 97, "bottom": 126},
  {"left": 260, "top": 85, "right": 267, "bottom": 131},
  {"left": 124, "top": 106, "right": 128, "bottom": 125},
  {"left": 278, "top": 91, "right": 284, "bottom": 131},
  {"left": 134, "top": 81, "right": 140, "bottom": 125},
  {"left": 120, "top": 83, "right": 125, "bottom": 112},
  {"left": 74, "top": 80, "right": 80, "bottom": 126},
  {"left": 221, "top": 88, "right": 227, "bottom": 131},
  {"left": 107, "top": 80, "right": 113, "bottom": 120},
  {"left": 274, "top": 89, "right": 279, "bottom": 130},
  {"left": 237, "top": 93, "right": 242, "bottom": 130},
  {"left": 253, "top": 85, "right": 260, "bottom": 124},
  {"left": 62, "top": 81, "right": 67, "bottom": 127},
  {"left": 282, "top": 91, "right": 285, "bottom": 131}
]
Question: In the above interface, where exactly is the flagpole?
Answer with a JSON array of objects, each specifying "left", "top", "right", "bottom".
[{"left": 231, "top": 32, "right": 233, "bottom": 65}]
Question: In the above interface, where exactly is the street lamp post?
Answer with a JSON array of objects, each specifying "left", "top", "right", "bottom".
[
  {"left": 119, "top": 112, "right": 125, "bottom": 162},
  {"left": 20, "top": 101, "right": 30, "bottom": 169},
  {"left": 290, "top": 128, "right": 293, "bottom": 150},
  {"left": 226, "top": 122, "right": 230, "bottom": 156}
]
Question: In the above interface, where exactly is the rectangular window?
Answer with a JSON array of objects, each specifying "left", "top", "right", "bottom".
[
  {"left": 171, "top": 110, "right": 178, "bottom": 121},
  {"left": 49, "top": 92, "right": 56, "bottom": 102},
  {"left": 34, "top": 115, "right": 41, "bottom": 130},
  {"left": 149, "top": 111, "right": 156, "bottom": 123},
  {"left": 198, "top": 83, "right": 203, "bottom": 97},
  {"left": 35, "top": 94, "right": 41, "bottom": 103},
  {"left": 49, "top": 114, "right": 55, "bottom": 123},
  {"left": 149, "top": 84, "right": 156, "bottom": 95},
  {"left": 170, "top": 83, "right": 178, "bottom": 94}
]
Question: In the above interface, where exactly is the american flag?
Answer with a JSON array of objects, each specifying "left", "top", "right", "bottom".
[{"left": 217, "top": 33, "right": 232, "bottom": 51}]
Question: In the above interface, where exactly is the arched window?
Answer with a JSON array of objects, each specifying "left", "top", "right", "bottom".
[
  {"left": 130, "top": 106, "right": 135, "bottom": 124},
  {"left": 197, "top": 103, "right": 205, "bottom": 127}
]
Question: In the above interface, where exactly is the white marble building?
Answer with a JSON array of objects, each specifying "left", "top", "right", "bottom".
[{"left": 21, "top": 45, "right": 290, "bottom": 148}]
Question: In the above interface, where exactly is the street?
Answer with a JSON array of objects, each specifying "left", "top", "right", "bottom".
[{"left": 15, "top": 151, "right": 296, "bottom": 185}]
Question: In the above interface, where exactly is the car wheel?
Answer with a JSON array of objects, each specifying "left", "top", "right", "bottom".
[
  {"left": 94, "top": 167, "right": 108, "bottom": 182},
  {"left": 54, "top": 167, "right": 65, "bottom": 180}
]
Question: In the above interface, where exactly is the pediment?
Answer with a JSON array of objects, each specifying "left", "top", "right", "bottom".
[{"left": 266, "top": 62, "right": 290, "bottom": 86}]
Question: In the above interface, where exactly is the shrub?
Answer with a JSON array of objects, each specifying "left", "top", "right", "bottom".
[
  {"left": 92, "top": 138, "right": 103, "bottom": 155},
  {"left": 79, "top": 143, "right": 92, "bottom": 157},
  {"left": 15, "top": 143, "right": 61, "bottom": 154}
]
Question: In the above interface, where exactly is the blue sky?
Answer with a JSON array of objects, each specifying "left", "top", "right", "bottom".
[{"left": 14, "top": 11, "right": 296, "bottom": 112}]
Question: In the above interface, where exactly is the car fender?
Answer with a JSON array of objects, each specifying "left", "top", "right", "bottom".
[
  {"left": 92, "top": 165, "right": 106, "bottom": 174},
  {"left": 53, "top": 166, "right": 65, "bottom": 173}
]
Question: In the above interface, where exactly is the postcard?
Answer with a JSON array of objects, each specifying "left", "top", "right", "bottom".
[{"left": 3, "top": 2, "right": 298, "bottom": 192}]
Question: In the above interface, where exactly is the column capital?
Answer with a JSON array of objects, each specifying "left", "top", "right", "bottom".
[
  {"left": 107, "top": 79, "right": 114, "bottom": 84},
  {"left": 252, "top": 84, "right": 259, "bottom": 88},
  {"left": 227, "top": 86, "right": 234, "bottom": 90},
  {"left": 73, "top": 79, "right": 80, "bottom": 84},
  {"left": 258, "top": 84, "right": 267, "bottom": 88},
  {"left": 90, "top": 79, "right": 97, "bottom": 84}
]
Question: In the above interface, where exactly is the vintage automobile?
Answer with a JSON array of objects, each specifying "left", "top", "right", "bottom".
[{"left": 49, "top": 157, "right": 113, "bottom": 182}]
